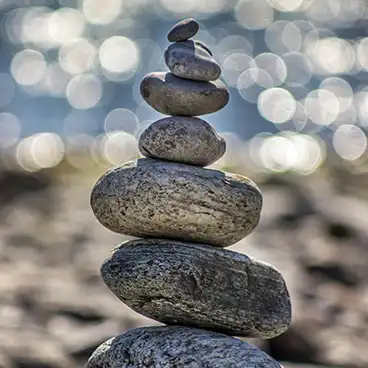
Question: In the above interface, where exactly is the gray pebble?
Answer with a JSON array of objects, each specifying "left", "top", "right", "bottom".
[
  {"left": 140, "top": 72, "right": 229, "bottom": 116},
  {"left": 165, "top": 41, "right": 221, "bottom": 81},
  {"left": 167, "top": 18, "right": 199, "bottom": 42},
  {"left": 86, "top": 326, "right": 283, "bottom": 367},
  {"left": 101, "top": 239, "right": 292, "bottom": 338},
  {"left": 90, "top": 158, "right": 262, "bottom": 247},
  {"left": 139, "top": 116, "right": 226, "bottom": 166}
]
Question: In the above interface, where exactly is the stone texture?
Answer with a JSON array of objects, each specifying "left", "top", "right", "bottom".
[
  {"left": 140, "top": 72, "right": 229, "bottom": 116},
  {"left": 90, "top": 158, "right": 262, "bottom": 247},
  {"left": 86, "top": 326, "right": 283, "bottom": 368},
  {"left": 165, "top": 41, "right": 221, "bottom": 81},
  {"left": 167, "top": 18, "right": 199, "bottom": 42},
  {"left": 101, "top": 239, "right": 292, "bottom": 338},
  {"left": 139, "top": 116, "right": 226, "bottom": 166}
]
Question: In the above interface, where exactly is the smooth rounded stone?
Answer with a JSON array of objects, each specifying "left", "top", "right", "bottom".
[
  {"left": 87, "top": 326, "right": 282, "bottom": 368},
  {"left": 140, "top": 72, "right": 229, "bottom": 116},
  {"left": 101, "top": 239, "right": 292, "bottom": 338},
  {"left": 167, "top": 18, "right": 199, "bottom": 42},
  {"left": 90, "top": 158, "right": 262, "bottom": 247},
  {"left": 139, "top": 117, "right": 226, "bottom": 166},
  {"left": 165, "top": 41, "right": 221, "bottom": 81}
]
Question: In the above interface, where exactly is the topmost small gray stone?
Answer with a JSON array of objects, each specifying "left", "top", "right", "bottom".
[{"left": 167, "top": 18, "right": 199, "bottom": 42}]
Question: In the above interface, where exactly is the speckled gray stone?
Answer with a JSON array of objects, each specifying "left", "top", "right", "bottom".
[
  {"left": 165, "top": 41, "right": 221, "bottom": 81},
  {"left": 90, "top": 158, "right": 262, "bottom": 247},
  {"left": 140, "top": 72, "right": 229, "bottom": 116},
  {"left": 101, "top": 239, "right": 292, "bottom": 338},
  {"left": 86, "top": 326, "right": 282, "bottom": 368},
  {"left": 167, "top": 18, "right": 199, "bottom": 42},
  {"left": 139, "top": 117, "right": 226, "bottom": 166}
]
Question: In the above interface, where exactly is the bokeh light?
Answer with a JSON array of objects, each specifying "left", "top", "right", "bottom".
[
  {"left": 66, "top": 74, "right": 102, "bottom": 109},
  {"left": 99, "top": 36, "right": 140, "bottom": 80},
  {"left": 258, "top": 88, "right": 296, "bottom": 123},
  {"left": 333, "top": 125, "right": 367, "bottom": 161},
  {"left": 104, "top": 109, "right": 140, "bottom": 136},
  {"left": 0, "top": 0, "right": 366, "bottom": 176},
  {"left": 11, "top": 49, "right": 47, "bottom": 86}
]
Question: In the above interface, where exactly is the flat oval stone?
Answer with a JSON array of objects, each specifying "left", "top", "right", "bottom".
[
  {"left": 87, "top": 326, "right": 283, "bottom": 367},
  {"left": 101, "top": 239, "right": 292, "bottom": 338},
  {"left": 90, "top": 158, "right": 262, "bottom": 247},
  {"left": 139, "top": 117, "right": 226, "bottom": 166},
  {"left": 165, "top": 41, "right": 221, "bottom": 81},
  {"left": 140, "top": 72, "right": 229, "bottom": 116},
  {"left": 167, "top": 18, "right": 199, "bottom": 42}
]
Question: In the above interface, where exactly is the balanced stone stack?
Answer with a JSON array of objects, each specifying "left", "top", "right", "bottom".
[{"left": 87, "top": 19, "right": 292, "bottom": 367}]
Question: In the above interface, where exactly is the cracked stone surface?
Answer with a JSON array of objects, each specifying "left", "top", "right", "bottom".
[
  {"left": 86, "top": 326, "right": 283, "bottom": 368},
  {"left": 138, "top": 116, "right": 226, "bottom": 166},
  {"left": 167, "top": 18, "right": 199, "bottom": 42},
  {"left": 101, "top": 239, "right": 292, "bottom": 338},
  {"left": 164, "top": 40, "right": 221, "bottom": 81},
  {"left": 90, "top": 158, "right": 262, "bottom": 247},
  {"left": 140, "top": 72, "right": 229, "bottom": 116}
]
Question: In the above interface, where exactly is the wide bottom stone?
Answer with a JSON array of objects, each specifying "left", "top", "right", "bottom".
[
  {"left": 86, "top": 326, "right": 282, "bottom": 368},
  {"left": 101, "top": 239, "right": 292, "bottom": 339}
]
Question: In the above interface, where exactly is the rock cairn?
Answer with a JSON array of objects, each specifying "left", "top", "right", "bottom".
[{"left": 87, "top": 19, "right": 292, "bottom": 367}]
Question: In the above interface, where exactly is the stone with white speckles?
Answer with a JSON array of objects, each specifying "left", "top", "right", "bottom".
[
  {"left": 90, "top": 158, "right": 262, "bottom": 247},
  {"left": 86, "top": 326, "right": 283, "bottom": 367},
  {"left": 139, "top": 116, "right": 226, "bottom": 166}
]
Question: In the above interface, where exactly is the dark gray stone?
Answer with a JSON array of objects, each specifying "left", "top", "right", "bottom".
[
  {"left": 167, "top": 18, "right": 199, "bottom": 42},
  {"left": 139, "top": 116, "right": 226, "bottom": 166},
  {"left": 140, "top": 72, "right": 229, "bottom": 116},
  {"left": 86, "top": 326, "right": 283, "bottom": 367},
  {"left": 165, "top": 41, "right": 221, "bottom": 81},
  {"left": 101, "top": 239, "right": 292, "bottom": 338},
  {"left": 90, "top": 158, "right": 262, "bottom": 247}
]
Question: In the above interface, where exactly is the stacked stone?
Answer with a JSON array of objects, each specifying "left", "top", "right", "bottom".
[{"left": 87, "top": 19, "right": 292, "bottom": 368}]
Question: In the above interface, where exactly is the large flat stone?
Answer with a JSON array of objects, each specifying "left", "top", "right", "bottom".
[
  {"left": 140, "top": 72, "right": 229, "bottom": 116},
  {"left": 139, "top": 116, "right": 226, "bottom": 166},
  {"left": 164, "top": 41, "right": 221, "bottom": 81},
  {"left": 90, "top": 158, "right": 262, "bottom": 247},
  {"left": 101, "top": 239, "right": 292, "bottom": 338},
  {"left": 86, "top": 326, "right": 283, "bottom": 367}
]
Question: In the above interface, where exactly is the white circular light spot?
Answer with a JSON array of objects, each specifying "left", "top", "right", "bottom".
[
  {"left": 319, "top": 77, "right": 353, "bottom": 113},
  {"left": 101, "top": 132, "right": 139, "bottom": 165},
  {"left": 333, "top": 125, "right": 366, "bottom": 161},
  {"left": 235, "top": 0, "right": 274, "bottom": 30},
  {"left": 304, "top": 89, "right": 339, "bottom": 126},
  {"left": 48, "top": 8, "right": 85, "bottom": 43},
  {"left": 66, "top": 74, "right": 102, "bottom": 109},
  {"left": 104, "top": 108, "right": 140, "bottom": 136},
  {"left": 260, "top": 135, "right": 298, "bottom": 172},
  {"left": 59, "top": 38, "right": 96, "bottom": 75},
  {"left": 99, "top": 36, "right": 139, "bottom": 76},
  {"left": 258, "top": 88, "right": 296, "bottom": 123},
  {"left": 11, "top": 49, "right": 47, "bottom": 86},
  {"left": 83, "top": 0, "right": 123, "bottom": 25}
]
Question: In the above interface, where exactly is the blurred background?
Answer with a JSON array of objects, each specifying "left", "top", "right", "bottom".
[{"left": 0, "top": 0, "right": 368, "bottom": 367}]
